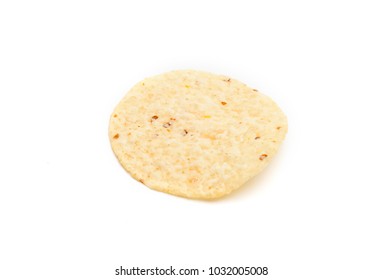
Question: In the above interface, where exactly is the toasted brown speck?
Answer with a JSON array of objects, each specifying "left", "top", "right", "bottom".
[
  {"left": 139, "top": 179, "right": 144, "bottom": 183},
  {"left": 253, "top": 88, "right": 258, "bottom": 92},
  {"left": 259, "top": 154, "right": 268, "bottom": 160},
  {"left": 221, "top": 101, "right": 227, "bottom": 105},
  {"left": 113, "top": 133, "right": 119, "bottom": 139},
  {"left": 224, "top": 78, "right": 231, "bottom": 82},
  {"left": 183, "top": 129, "right": 188, "bottom": 136},
  {"left": 151, "top": 115, "right": 159, "bottom": 122},
  {"left": 255, "top": 136, "right": 260, "bottom": 140},
  {"left": 163, "top": 122, "right": 171, "bottom": 128},
  {"left": 113, "top": 114, "right": 118, "bottom": 118},
  {"left": 277, "top": 126, "right": 281, "bottom": 130}
]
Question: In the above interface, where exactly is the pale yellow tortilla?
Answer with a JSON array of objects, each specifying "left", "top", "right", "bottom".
[{"left": 109, "top": 70, "right": 287, "bottom": 199}]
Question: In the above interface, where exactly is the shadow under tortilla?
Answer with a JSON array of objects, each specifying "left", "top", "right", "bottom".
[
  {"left": 198, "top": 143, "right": 288, "bottom": 203},
  {"left": 213, "top": 162, "right": 277, "bottom": 202}
]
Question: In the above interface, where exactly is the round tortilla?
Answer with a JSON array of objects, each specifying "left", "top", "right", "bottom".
[{"left": 109, "top": 70, "right": 287, "bottom": 199}]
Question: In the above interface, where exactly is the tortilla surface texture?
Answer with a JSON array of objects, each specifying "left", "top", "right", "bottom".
[{"left": 109, "top": 70, "right": 287, "bottom": 199}]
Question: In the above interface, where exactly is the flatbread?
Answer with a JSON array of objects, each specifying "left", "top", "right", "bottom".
[{"left": 109, "top": 70, "right": 287, "bottom": 199}]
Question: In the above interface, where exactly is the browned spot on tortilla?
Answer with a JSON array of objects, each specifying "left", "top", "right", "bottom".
[
  {"left": 113, "top": 114, "right": 118, "bottom": 118},
  {"left": 221, "top": 101, "right": 227, "bottom": 105},
  {"left": 113, "top": 133, "right": 119, "bottom": 139},
  {"left": 259, "top": 154, "right": 268, "bottom": 160}
]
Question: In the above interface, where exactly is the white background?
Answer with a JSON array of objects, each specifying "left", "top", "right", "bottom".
[{"left": 1, "top": 1, "right": 382, "bottom": 279}]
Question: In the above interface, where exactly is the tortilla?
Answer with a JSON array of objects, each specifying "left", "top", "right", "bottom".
[{"left": 109, "top": 70, "right": 287, "bottom": 199}]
